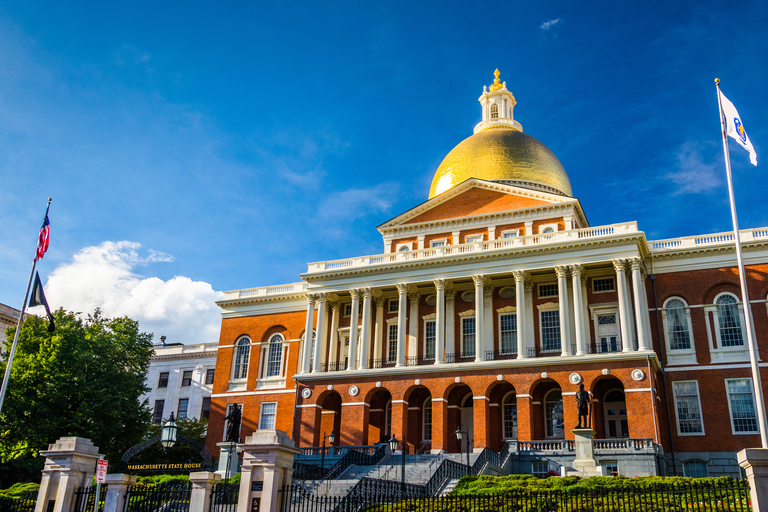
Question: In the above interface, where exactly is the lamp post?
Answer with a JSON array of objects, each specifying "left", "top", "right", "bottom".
[
  {"left": 161, "top": 412, "right": 178, "bottom": 450},
  {"left": 320, "top": 431, "right": 335, "bottom": 472},
  {"left": 389, "top": 436, "right": 406, "bottom": 497},
  {"left": 455, "top": 427, "right": 470, "bottom": 475}
]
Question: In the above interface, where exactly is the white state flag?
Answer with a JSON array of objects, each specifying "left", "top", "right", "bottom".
[{"left": 720, "top": 91, "right": 758, "bottom": 166}]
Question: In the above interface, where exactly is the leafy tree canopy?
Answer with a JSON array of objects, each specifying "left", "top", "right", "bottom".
[{"left": 0, "top": 309, "right": 154, "bottom": 485}]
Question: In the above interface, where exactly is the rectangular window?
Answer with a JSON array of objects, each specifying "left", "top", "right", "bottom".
[
  {"left": 592, "top": 277, "right": 616, "bottom": 293},
  {"left": 430, "top": 239, "right": 447, "bottom": 248},
  {"left": 205, "top": 368, "right": 215, "bottom": 385},
  {"left": 388, "top": 324, "right": 398, "bottom": 362},
  {"left": 461, "top": 317, "right": 476, "bottom": 357},
  {"left": 500, "top": 313, "right": 517, "bottom": 354},
  {"left": 465, "top": 234, "right": 483, "bottom": 243},
  {"left": 540, "top": 310, "right": 561, "bottom": 352},
  {"left": 672, "top": 381, "right": 704, "bottom": 434},
  {"left": 259, "top": 402, "right": 277, "bottom": 429},
  {"left": 344, "top": 304, "right": 352, "bottom": 317},
  {"left": 388, "top": 299, "right": 399, "bottom": 313},
  {"left": 501, "top": 229, "right": 519, "bottom": 239},
  {"left": 181, "top": 370, "right": 193, "bottom": 387},
  {"left": 727, "top": 379, "right": 759, "bottom": 433},
  {"left": 424, "top": 320, "right": 436, "bottom": 360},
  {"left": 538, "top": 283, "right": 558, "bottom": 298},
  {"left": 200, "top": 397, "right": 211, "bottom": 419},
  {"left": 531, "top": 461, "right": 548, "bottom": 478},
  {"left": 423, "top": 401, "right": 432, "bottom": 441},
  {"left": 177, "top": 398, "right": 189, "bottom": 419},
  {"left": 602, "top": 461, "right": 619, "bottom": 477},
  {"left": 158, "top": 372, "right": 169, "bottom": 388},
  {"left": 153, "top": 400, "right": 165, "bottom": 424}
]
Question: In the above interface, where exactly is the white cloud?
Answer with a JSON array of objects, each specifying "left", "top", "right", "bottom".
[
  {"left": 41, "top": 241, "right": 224, "bottom": 344},
  {"left": 540, "top": 18, "right": 562, "bottom": 31},
  {"left": 317, "top": 183, "right": 400, "bottom": 221},
  {"left": 665, "top": 141, "right": 721, "bottom": 195}
]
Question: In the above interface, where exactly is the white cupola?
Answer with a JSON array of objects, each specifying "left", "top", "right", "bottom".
[{"left": 474, "top": 69, "right": 523, "bottom": 134}]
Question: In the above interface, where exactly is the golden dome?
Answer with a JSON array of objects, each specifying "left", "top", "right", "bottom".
[{"left": 428, "top": 127, "right": 572, "bottom": 198}]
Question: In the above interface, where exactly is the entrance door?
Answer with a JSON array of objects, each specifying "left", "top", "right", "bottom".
[
  {"left": 460, "top": 394, "right": 474, "bottom": 451},
  {"left": 603, "top": 390, "right": 629, "bottom": 438},
  {"left": 597, "top": 314, "right": 619, "bottom": 352}
]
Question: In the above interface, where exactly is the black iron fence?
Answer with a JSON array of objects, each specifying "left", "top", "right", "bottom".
[
  {"left": 74, "top": 485, "right": 108, "bottom": 512},
  {"left": 279, "top": 478, "right": 751, "bottom": 512},
  {"left": 209, "top": 483, "right": 238, "bottom": 512},
  {"left": 0, "top": 491, "right": 37, "bottom": 512},
  {"left": 124, "top": 482, "right": 192, "bottom": 512}
]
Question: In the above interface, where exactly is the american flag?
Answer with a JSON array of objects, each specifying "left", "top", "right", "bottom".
[{"left": 34, "top": 211, "right": 50, "bottom": 262}]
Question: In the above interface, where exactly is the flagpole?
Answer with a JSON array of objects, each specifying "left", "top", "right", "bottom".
[
  {"left": 715, "top": 78, "right": 768, "bottom": 448},
  {"left": 0, "top": 198, "right": 51, "bottom": 416}
]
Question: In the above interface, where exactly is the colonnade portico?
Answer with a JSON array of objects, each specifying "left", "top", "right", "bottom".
[{"left": 299, "top": 257, "right": 653, "bottom": 374}]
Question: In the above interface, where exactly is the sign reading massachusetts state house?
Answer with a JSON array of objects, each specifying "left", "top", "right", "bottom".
[{"left": 126, "top": 462, "right": 204, "bottom": 472}]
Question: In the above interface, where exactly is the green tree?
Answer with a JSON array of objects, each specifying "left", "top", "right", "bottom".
[{"left": 0, "top": 309, "right": 154, "bottom": 486}]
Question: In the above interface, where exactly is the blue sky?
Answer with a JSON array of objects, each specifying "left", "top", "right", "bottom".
[{"left": 1, "top": 1, "right": 766, "bottom": 343}]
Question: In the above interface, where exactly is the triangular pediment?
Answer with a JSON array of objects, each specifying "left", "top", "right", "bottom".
[{"left": 379, "top": 179, "right": 576, "bottom": 230}]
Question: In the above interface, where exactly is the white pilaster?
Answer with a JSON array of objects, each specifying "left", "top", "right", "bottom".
[
  {"left": 301, "top": 295, "right": 316, "bottom": 374},
  {"left": 631, "top": 259, "right": 650, "bottom": 351},
  {"left": 434, "top": 280, "right": 446, "bottom": 365},
  {"left": 358, "top": 288, "right": 373, "bottom": 369},
  {"left": 614, "top": 260, "right": 634, "bottom": 352},
  {"left": 571, "top": 265, "right": 587, "bottom": 356},
  {"left": 445, "top": 288, "right": 456, "bottom": 359},
  {"left": 408, "top": 291, "right": 420, "bottom": 362},
  {"left": 525, "top": 279, "right": 535, "bottom": 353},
  {"left": 373, "top": 297, "right": 384, "bottom": 363},
  {"left": 328, "top": 303, "right": 340, "bottom": 366},
  {"left": 347, "top": 289, "right": 361, "bottom": 370},
  {"left": 396, "top": 284, "right": 408, "bottom": 367},
  {"left": 524, "top": 221, "right": 533, "bottom": 236},
  {"left": 452, "top": 231, "right": 460, "bottom": 245},
  {"left": 311, "top": 294, "right": 326, "bottom": 373},
  {"left": 417, "top": 235, "right": 425, "bottom": 250},
  {"left": 473, "top": 275, "right": 485, "bottom": 362},
  {"left": 556, "top": 266, "right": 570, "bottom": 356},
  {"left": 488, "top": 226, "right": 496, "bottom": 240},
  {"left": 514, "top": 271, "right": 527, "bottom": 359},
  {"left": 483, "top": 284, "right": 494, "bottom": 359}
]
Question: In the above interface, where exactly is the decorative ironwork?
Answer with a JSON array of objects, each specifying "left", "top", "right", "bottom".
[{"left": 119, "top": 434, "right": 212, "bottom": 473}]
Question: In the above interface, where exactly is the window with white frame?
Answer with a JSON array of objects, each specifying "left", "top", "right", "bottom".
[
  {"left": 232, "top": 337, "right": 251, "bottom": 380},
  {"left": 499, "top": 313, "right": 517, "bottom": 354},
  {"left": 344, "top": 304, "right": 352, "bottom": 317},
  {"left": 726, "top": 379, "right": 759, "bottom": 433},
  {"left": 177, "top": 398, "right": 189, "bottom": 419},
  {"left": 602, "top": 461, "right": 619, "bottom": 477},
  {"left": 465, "top": 234, "right": 484, "bottom": 244},
  {"left": 266, "top": 333, "right": 285, "bottom": 378},
  {"left": 424, "top": 320, "right": 436, "bottom": 360},
  {"left": 306, "top": 330, "right": 316, "bottom": 373},
  {"left": 672, "top": 381, "right": 704, "bottom": 435},
  {"left": 430, "top": 238, "right": 448, "bottom": 248},
  {"left": 531, "top": 461, "right": 548, "bottom": 478},
  {"left": 716, "top": 294, "right": 745, "bottom": 347},
  {"left": 500, "top": 229, "right": 520, "bottom": 239},
  {"left": 538, "top": 283, "right": 558, "bottom": 298},
  {"left": 461, "top": 317, "right": 476, "bottom": 357},
  {"left": 502, "top": 392, "right": 517, "bottom": 439},
  {"left": 540, "top": 310, "right": 561, "bottom": 353},
  {"left": 592, "top": 277, "right": 615, "bottom": 293},
  {"left": 388, "top": 299, "right": 399, "bottom": 313},
  {"left": 683, "top": 460, "right": 708, "bottom": 478},
  {"left": 664, "top": 298, "right": 693, "bottom": 351},
  {"left": 397, "top": 242, "right": 413, "bottom": 252},
  {"left": 259, "top": 402, "right": 277, "bottom": 429},
  {"left": 385, "top": 400, "right": 392, "bottom": 437},
  {"left": 387, "top": 324, "right": 398, "bottom": 362},
  {"left": 423, "top": 398, "right": 432, "bottom": 441},
  {"left": 544, "top": 390, "right": 564, "bottom": 438},
  {"left": 539, "top": 223, "right": 558, "bottom": 234},
  {"left": 490, "top": 103, "right": 499, "bottom": 119}
]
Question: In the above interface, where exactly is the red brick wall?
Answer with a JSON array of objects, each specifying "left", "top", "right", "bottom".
[{"left": 404, "top": 188, "right": 552, "bottom": 224}]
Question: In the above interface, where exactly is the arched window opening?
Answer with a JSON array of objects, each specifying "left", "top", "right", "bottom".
[
  {"left": 233, "top": 337, "right": 251, "bottom": 380},
  {"left": 398, "top": 245, "right": 410, "bottom": 252},
  {"left": 266, "top": 333, "right": 284, "bottom": 377},
  {"left": 423, "top": 398, "right": 432, "bottom": 441},
  {"left": 665, "top": 298, "right": 692, "bottom": 350},
  {"left": 542, "top": 227, "right": 555, "bottom": 234},
  {"left": 716, "top": 294, "right": 744, "bottom": 346},
  {"left": 490, "top": 103, "right": 499, "bottom": 119},
  {"left": 385, "top": 400, "right": 392, "bottom": 438},
  {"left": 544, "top": 390, "right": 564, "bottom": 438},
  {"left": 502, "top": 392, "right": 517, "bottom": 439}
]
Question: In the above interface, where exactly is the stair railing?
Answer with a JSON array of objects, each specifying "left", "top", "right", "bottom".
[{"left": 319, "top": 443, "right": 388, "bottom": 483}]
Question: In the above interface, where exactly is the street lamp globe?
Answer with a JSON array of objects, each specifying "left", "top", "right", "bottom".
[
  {"left": 161, "top": 412, "right": 178, "bottom": 449},
  {"left": 455, "top": 427, "right": 463, "bottom": 441},
  {"left": 389, "top": 435, "right": 398, "bottom": 453},
  {"left": 328, "top": 431, "right": 335, "bottom": 445}
]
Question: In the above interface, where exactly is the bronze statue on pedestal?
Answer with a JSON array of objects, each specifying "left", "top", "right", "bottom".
[{"left": 575, "top": 383, "right": 592, "bottom": 429}]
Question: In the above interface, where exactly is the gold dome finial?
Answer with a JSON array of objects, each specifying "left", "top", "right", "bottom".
[{"left": 489, "top": 68, "right": 503, "bottom": 92}]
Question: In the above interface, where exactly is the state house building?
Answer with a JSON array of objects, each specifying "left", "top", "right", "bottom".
[{"left": 205, "top": 71, "right": 768, "bottom": 478}]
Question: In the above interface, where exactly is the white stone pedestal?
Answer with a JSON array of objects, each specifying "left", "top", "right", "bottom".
[
  {"left": 237, "top": 430, "right": 300, "bottom": 512},
  {"left": 565, "top": 428, "right": 601, "bottom": 478},
  {"left": 35, "top": 437, "right": 102, "bottom": 512},
  {"left": 738, "top": 448, "right": 768, "bottom": 512},
  {"left": 216, "top": 442, "right": 240, "bottom": 478}
]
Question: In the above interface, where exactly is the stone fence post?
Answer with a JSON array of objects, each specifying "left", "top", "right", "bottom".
[
  {"left": 103, "top": 474, "right": 137, "bottom": 512},
  {"left": 237, "top": 430, "right": 300, "bottom": 512},
  {"left": 189, "top": 471, "right": 221, "bottom": 512},
  {"left": 738, "top": 448, "right": 768, "bottom": 511},
  {"left": 35, "top": 437, "right": 102, "bottom": 512}
]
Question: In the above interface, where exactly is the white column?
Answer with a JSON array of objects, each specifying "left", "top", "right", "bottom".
[
  {"left": 556, "top": 266, "right": 570, "bottom": 356},
  {"left": 347, "top": 289, "right": 361, "bottom": 369},
  {"left": 311, "top": 294, "right": 326, "bottom": 373},
  {"left": 525, "top": 280, "right": 535, "bottom": 353},
  {"left": 484, "top": 284, "right": 494, "bottom": 359},
  {"left": 514, "top": 271, "right": 527, "bottom": 359},
  {"left": 445, "top": 288, "right": 456, "bottom": 359},
  {"left": 613, "top": 260, "right": 634, "bottom": 352},
  {"left": 434, "top": 279, "right": 446, "bottom": 365},
  {"left": 524, "top": 221, "right": 533, "bottom": 236},
  {"left": 373, "top": 297, "right": 384, "bottom": 364},
  {"left": 328, "top": 303, "right": 340, "bottom": 367},
  {"left": 300, "top": 295, "right": 315, "bottom": 374},
  {"left": 640, "top": 272, "right": 653, "bottom": 349},
  {"left": 383, "top": 238, "right": 392, "bottom": 253},
  {"left": 417, "top": 235, "right": 425, "bottom": 250},
  {"left": 630, "top": 259, "right": 651, "bottom": 351},
  {"left": 452, "top": 231, "right": 461, "bottom": 245},
  {"left": 408, "top": 291, "right": 420, "bottom": 363},
  {"left": 358, "top": 288, "right": 373, "bottom": 369},
  {"left": 396, "top": 284, "right": 408, "bottom": 367},
  {"left": 473, "top": 275, "right": 485, "bottom": 362},
  {"left": 488, "top": 226, "right": 496, "bottom": 240},
  {"left": 571, "top": 265, "right": 587, "bottom": 356}
]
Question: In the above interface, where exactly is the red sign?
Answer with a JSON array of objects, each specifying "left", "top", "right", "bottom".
[{"left": 96, "top": 460, "right": 108, "bottom": 483}]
